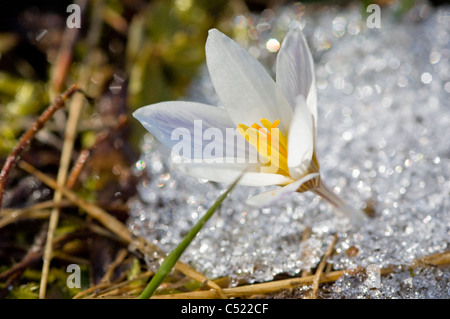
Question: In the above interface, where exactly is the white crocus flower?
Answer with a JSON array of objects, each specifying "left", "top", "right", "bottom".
[{"left": 134, "top": 28, "right": 366, "bottom": 224}]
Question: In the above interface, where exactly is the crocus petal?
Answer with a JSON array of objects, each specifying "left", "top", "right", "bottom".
[
  {"left": 180, "top": 162, "right": 294, "bottom": 186},
  {"left": 206, "top": 29, "right": 293, "bottom": 134},
  {"left": 245, "top": 173, "right": 320, "bottom": 207},
  {"left": 133, "top": 101, "right": 248, "bottom": 160},
  {"left": 276, "top": 27, "right": 317, "bottom": 124},
  {"left": 287, "top": 96, "right": 315, "bottom": 179}
]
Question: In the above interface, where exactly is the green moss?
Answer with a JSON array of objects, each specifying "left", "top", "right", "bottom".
[{"left": 6, "top": 283, "right": 40, "bottom": 299}]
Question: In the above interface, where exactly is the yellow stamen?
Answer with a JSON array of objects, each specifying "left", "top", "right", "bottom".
[
  {"left": 238, "top": 118, "right": 290, "bottom": 176},
  {"left": 260, "top": 118, "right": 288, "bottom": 157}
]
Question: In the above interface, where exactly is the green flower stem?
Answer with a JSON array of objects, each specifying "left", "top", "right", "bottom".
[{"left": 138, "top": 174, "right": 243, "bottom": 299}]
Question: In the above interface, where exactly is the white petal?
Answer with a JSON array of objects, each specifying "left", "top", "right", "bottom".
[
  {"left": 206, "top": 29, "right": 293, "bottom": 133},
  {"left": 287, "top": 96, "right": 315, "bottom": 179},
  {"left": 180, "top": 162, "right": 293, "bottom": 186},
  {"left": 245, "top": 173, "right": 319, "bottom": 207},
  {"left": 133, "top": 101, "right": 249, "bottom": 160},
  {"left": 276, "top": 27, "right": 317, "bottom": 124}
]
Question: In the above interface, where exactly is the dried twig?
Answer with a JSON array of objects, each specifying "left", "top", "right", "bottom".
[
  {"left": 65, "top": 114, "right": 128, "bottom": 189},
  {"left": 0, "top": 84, "right": 79, "bottom": 209},
  {"left": 19, "top": 161, "right": 132, "bottom": 243},
  {"left": 78, "top": 271, "right": 153, "bottom": 299},
  {"left": 149, "top": 250, "right": 450, "bottom": 299},
  {"left": 0, "top": 210, "right": 51, "bottom": 229},
  {"left": 50, "top": 0, "right": 88, "bottom": 96},
  {"left": 0, "top": 200, "right": 72, "bottom": 230},
  {"left": 40, "top": 0, "right": 106, "bottom": 299},
  {"left": 100, "top": 249, "right": 129, "bottom": 284},
  {"left": 171, "top": 263, "right": 228, "bottom": 299},
  {"left": 312, "top": 234, "right": 338, "bottom": 298},
  {"left": 73, "top": 282, "right": 115, "bottom": 299},
  {"left": 19, "top": 161, "right": 227, "bottom": 296}
]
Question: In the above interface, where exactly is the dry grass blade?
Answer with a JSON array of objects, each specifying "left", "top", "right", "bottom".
[
  {"left": 0, "top": 200, "right": 72, "bottom": 230},
  {"left": 150, "top": 250, "right": 450, "bottom": 299},
  {"left": 0, "top": 84, "right": 79, "bottom": 209},
  {"left": 19, "top": 161, "right": 132, "bottom": 243},
  {"left": 19, "top": 161, "right": 227, "bottom": 296},
  {"left": 101, "top": 249, "right": 129, "bottom": 284},
  {"left": 0, "top": 210, "right": 51, "bottom": 229},
  {"left": 65, "top": 114, "right": 128, "bottom": 189},
  {"left": 40, "top": 0, "right": 106, "bottom": 298},
  {"left": 151, "top": 270, "right": 345, "bottom": 299},
  {"left": 74, "top": 271, "right": 154, "bottom": 299},
  {"left": 50, "top": 0, "right": 88, "bottom": 96},
  {"left": 172, "top": 263, "right": 227, "bottom": 299},
  {"left": 0, "top": 200, "right": 71, "bottom": 216},
  {"left": 312, "top": 234, "right": 338, "bottom": 298}
]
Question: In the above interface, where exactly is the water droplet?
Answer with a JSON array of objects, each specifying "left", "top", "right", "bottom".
[
  {"left": 429, "top": 51, "right": 441, "bottom": 64},
  {"left": 135, "top": 160, "right": 146, "bottom": 171},
  {"left": 421, "top": 72, "right": 433, "bottom": 84},
  {"left": 266, "top": 38, "right": 280, "bottom": 52}
]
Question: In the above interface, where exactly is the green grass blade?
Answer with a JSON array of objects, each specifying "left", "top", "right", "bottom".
[{"left": 138, "top": 173, "right": 243, "bottom": 299}]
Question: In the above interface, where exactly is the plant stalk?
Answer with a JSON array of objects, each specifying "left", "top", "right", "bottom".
[{"left": 311, "top": 178, "right": 367, "bottom": 224}]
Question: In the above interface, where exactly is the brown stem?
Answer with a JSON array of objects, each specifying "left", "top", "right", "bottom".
[
  {"left": 65, "top": 114, "right": 128, "bottom": 189},
  {"left": 50, "top": 0, "right": 88, "bottom": 96}
]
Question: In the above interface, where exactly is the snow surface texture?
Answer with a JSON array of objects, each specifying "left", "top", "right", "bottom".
[{"left": 128, "top": 2, "right": 449, "bottom": 298}]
